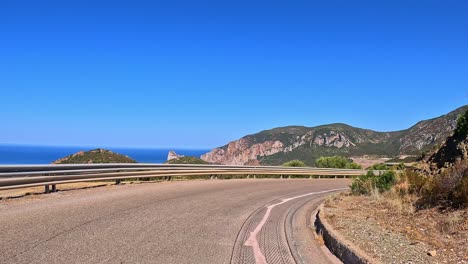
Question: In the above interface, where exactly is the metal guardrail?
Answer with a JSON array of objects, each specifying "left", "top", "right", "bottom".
[{"left": 0, "top": 164, "right": 369, "bottom": 193}]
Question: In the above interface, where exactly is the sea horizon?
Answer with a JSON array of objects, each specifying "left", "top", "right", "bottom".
[{"left": 0, "top": 144, "right": 210, "bottom": 165}]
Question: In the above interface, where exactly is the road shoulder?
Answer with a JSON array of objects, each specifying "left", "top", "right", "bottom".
[{"left": 320, "top": 193, "right": 467, "bottom": 263}]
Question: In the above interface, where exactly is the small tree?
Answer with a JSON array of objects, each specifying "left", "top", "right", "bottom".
[
  {"left": 316, "top": 156, "right": 362, "bottom": 169},
  {"left": 455, "top": 109, "right": 468, "bottom": 137},
  {"left": 351, "top": 170, "right": 396, "bottom": 195},
  {"left": 283, "top": 160, "right": 307, "bottom": 167}
]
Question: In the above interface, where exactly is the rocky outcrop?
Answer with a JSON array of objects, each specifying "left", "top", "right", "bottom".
[
  {"left": 429, "top": 130, "right": 468, "bottom": 168},
  {"left": 201, "top": 139, "right": 284, "bottom": 165},
  {"left": 167, "top": 150, "right": 184, "bottom": 161},
  {"left": 201, "top": 128, "right": 368, "bottom": 165},
  {"left": 432, "top": 109, "right": 468, "bottom": 168},
  {"left": 398, "top": 109, "right": 461, "bottom": 153},
  {"left": 201, "top": 106, "right": 467, "bottom": 165},
  {"left": 313, "top": 131, "right": 356, "bottom": 148}
]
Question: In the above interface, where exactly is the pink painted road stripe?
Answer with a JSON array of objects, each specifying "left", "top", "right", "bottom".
[{"left": 243, "top": 188, "right": 348, "bottom": 264}]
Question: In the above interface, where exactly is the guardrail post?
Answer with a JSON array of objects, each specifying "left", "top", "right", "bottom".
[
  {"left": 288, "top": 175, "right": 291, "bottom": 179},
  {"left": 335, "top": 175, "right": 337, "bottom": 179},
  {"left": 309, "top": 175, "right": 313, "bottom": 179},
  {"left": 253, "top": 175, "right": 256, "bottom": 179},
  {"left": 44, "top": 185, "right": 50, "bottom": 194},
  {"left": 318, "top": 175, "right": 321, "bottom": 179},
  {"left": 51, "top": 184, "right": 57, "bottom": 192},
  {"left": 247, "top": 175, "right": 250, "bottom": 179},
  {"left": 115, "top": 179, "right": 121, "bottom": 185}
]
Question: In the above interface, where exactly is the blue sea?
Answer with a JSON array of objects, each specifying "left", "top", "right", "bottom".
[{"left": 0, "top": 145, "right": 210, "bottom": 164}]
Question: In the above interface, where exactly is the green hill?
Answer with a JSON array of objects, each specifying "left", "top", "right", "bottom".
[{"left": 53, "top": 148, "right": 137, "bottom": 164}]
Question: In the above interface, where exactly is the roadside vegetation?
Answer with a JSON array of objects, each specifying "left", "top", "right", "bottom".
[
  {"left": 367, "top": 162, "right": 405, "bottom": 170},
  {"left": 325, "top": 111, "right": 468, "bottom": 263},
  {"left": 315, "top": 155, "right": 362, "bottom": 169},
  {"left": 282, "top": 160, "right": 307, "bottom": 167},
  {"left": 165, "top": 156, "right": 209, "bottom": 164},
  {"left": 350, "top": 110, "right": 468, "bottom": 209}
]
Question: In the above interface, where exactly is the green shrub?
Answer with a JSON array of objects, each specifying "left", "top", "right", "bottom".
[
  {"left": 351, "top": 170, "right": 397, "bottom": 195},
  {"left": 346, "top": 162, "right": 363, "bottom": 169},
  {"left": 351, "top": 171, "right": 375, "bottom": 195},
  {"left": 376, "top": 170, "right": 397, "bottom": 192},
  {"left": 404, "top": 170, "right": 428, "bottom": 195},
  {"left": 455, "top": 109, "right": 468, "bottom": 137},
  {"left": 316, "top": 156, "right": 362, "bottom": 169},
  {"left": 393, "top": 163, "right": 406, "bottom": 170},
  {"left": 368, "top": 163, "right": 389, "bottom": 170},
  {"left": 369, "top": 163, "right": 405, "bottom": 171},
  {"left": 282, "top": 160, "right": 307, "bottom": 167}
]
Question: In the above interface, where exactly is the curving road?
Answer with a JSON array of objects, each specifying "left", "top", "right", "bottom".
[{"left": 0, "top": 179, "right": 349, "bottom": 264}]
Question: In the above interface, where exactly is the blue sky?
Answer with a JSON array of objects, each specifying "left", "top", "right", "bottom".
[{"left": 1, "top": 0, "right": 467, "bottom": 148}]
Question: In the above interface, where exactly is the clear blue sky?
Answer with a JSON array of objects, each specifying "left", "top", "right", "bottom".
[{"left": 1, "top": 0, "right": 467, "bottom": 148}]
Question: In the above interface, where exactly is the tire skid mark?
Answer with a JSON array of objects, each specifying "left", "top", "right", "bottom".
[{"left": 243, "top": 188, "right": 347, "bottom": 264}]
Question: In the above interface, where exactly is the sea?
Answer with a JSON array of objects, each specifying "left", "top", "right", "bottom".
[{"left": 0, "top": 144, "right": 210, "bottom": 165}]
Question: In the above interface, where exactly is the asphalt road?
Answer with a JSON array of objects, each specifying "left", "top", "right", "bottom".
[{"left": 0, "top": 179, "right": 350, "bottom": 264}]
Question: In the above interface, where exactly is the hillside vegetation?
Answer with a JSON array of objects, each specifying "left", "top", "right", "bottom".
[
  {"left": 165, "top": 156, "right": 209, "bottom": 165},
  {"left": 351, "top": 109, "right": 468, "bottom": 207},
  {"left": 53, "top": 149, "right": 137, "bottom": 164},
  {"left": 325, "top": 110, "right": 468, "bottom": 263},
  {"left": 316, "top": 156, "right": 362, "bottom": 169},
  {"left": 202, "top": 105, "right": 467, "bottom": 166}
]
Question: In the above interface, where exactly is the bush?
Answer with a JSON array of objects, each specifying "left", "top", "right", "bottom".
[
  {"left": 347, "top": 162, "right": 363, "bottom": 169},
  {"left": 369, "top": 163, "right": 405, "bottom": 171},
  {"left": 428, "top": 161, "right": 468, "bottom": 207},
  {"left": 351, "top": 170, "right": 397, "bottom": 195},
  {"left": 282, "top": 160, "right": 306, "bottom": 167},
  {"left": 351, "top": 171, "right": 375, "bottom": 195},
  {"left": 392, "top": 163, "right": 406, "bottom": 170},
  {"left": 453, "top": 173, "right": 468, "bottom": 206},
  {"left": 455, "top": 109, "right": 468, "bottom": 137},
  {"left": 368, "top": 163, "right": 389, "bottom": 170},
  {"left": 376, "top": 170, "right": 397, "bottom": 191},
  {"left": 404, "top": 170, "right": 428, "bottom": 195},
  {"left": 316, "top": 156, "right": 362, "bottom": 169}
]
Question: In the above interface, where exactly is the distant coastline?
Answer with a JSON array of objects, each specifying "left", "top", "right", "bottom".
[{"left": 0, "top": 144, "right": 209, "bottom": 164}]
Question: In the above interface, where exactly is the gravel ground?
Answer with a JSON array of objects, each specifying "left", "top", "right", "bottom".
[{"left": 323, "top": 194, "right": 467, "bottom": 264}]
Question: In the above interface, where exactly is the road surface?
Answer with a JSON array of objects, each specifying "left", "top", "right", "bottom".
[{"left": 0, "top": 179, "right": 349, "bottom": 264}]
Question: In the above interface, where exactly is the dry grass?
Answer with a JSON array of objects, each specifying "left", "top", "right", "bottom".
[
  {"left": 440, "top": 211, "right": 467, "bottom": 234},
  {"left": 326, "top": 193, "right": 468, "bottom": 262}
]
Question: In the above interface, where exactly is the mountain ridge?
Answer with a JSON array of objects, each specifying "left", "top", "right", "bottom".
[{"left": 201, "top": 105, "right": 468, "bottom": 166}]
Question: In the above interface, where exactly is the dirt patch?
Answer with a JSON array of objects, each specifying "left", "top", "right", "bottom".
[
  {"left": 323, "top": 193, "right": 468, "bottom": 263},
  {"left": 0, "top": 182, "right": 112, "bottom": 199},
  {"left": 350, "top": 157, "right": 391, "bottom": 169}
]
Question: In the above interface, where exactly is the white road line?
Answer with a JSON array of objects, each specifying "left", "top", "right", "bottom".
[{"left": 243, "top": 188, "right": 348, "bottom": 264}]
